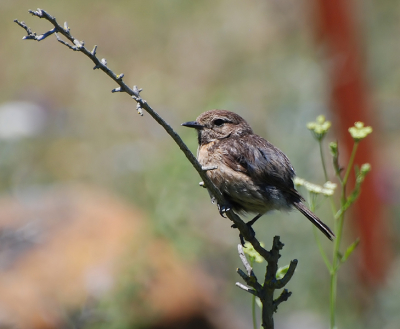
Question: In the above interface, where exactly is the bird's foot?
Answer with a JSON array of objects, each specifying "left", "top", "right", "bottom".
[
  {"left": 239, "top": 224, "right": 256, "bottom": 246},
  {"left": 217, "top": 203, "right": 231, "bottom": 218},
  {"left": 231, "top": 222, "right": 256, "bottom": 246}
]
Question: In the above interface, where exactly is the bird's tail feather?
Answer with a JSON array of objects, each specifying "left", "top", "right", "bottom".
[{"left": 293, "top": 201, "right": 335, "bottom": 241}]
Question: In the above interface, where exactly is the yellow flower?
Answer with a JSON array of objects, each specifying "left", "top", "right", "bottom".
[
  {"left": 307, "top": 115, "right": 331, "bottom": 141},
  {"left": 348, "top": 122, "right": 372, "bottom": 141},
  {"left": 294, "top": 177, "right": 336, "bottom": 196}
]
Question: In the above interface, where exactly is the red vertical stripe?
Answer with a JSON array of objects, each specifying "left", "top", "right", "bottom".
[{"left": 312, "top": 0, "right": 391, "bottom": 287}]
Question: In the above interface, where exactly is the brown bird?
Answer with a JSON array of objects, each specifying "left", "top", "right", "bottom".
[{"left": 182, "top": 110, "right": 334, "bottom": 241}]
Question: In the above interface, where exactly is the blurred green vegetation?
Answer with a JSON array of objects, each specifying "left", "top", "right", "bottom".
[{"left": 1, "top": 0, "right": 400, "bottom": 328}]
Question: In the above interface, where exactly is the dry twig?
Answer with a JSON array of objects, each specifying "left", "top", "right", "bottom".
[{"left": 15, "top": 9, "right": 298, "bottom": 328}]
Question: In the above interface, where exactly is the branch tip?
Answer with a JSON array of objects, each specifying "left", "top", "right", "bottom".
[
  {"left": 273, "top": 289, "right": 292, "bottom": 312},
  {"left": 274, "top": 259, "right": 298, "bottom": 289},
  {"left": 237, "top": 267, "right": 249, "bottom": 280},
  {"left": 235, "top": 282, "right": 257, "bottom": 296}
]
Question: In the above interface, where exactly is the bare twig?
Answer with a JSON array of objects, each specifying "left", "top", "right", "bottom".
[
  {"left": 273, "top": 289, "right": 292, "bottom": 313},
  {"left": 15, "top": 9, "right": 298, "bottom": 328},
  {"left": 14, "top": 7, "right": 268, "bottom": 260},
  {"left": 235, "top": 282, "right": 258, "bottom": 296},
  {"left": 238, "top": 244, "right": 254, "bottom": 276}
]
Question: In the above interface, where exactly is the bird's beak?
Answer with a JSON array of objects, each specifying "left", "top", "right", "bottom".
[{"left": 181, "top": 121, "right": 204, "bottom": 129}]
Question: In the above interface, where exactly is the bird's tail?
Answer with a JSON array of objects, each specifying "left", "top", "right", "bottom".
[{"left": 293, "top": 201, "right": 335, "bottom": 241}]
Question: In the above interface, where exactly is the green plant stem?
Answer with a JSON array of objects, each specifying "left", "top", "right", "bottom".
[
  {"left": 342, "top": 142, "right": 359, "bottom": 186},
  {"left": 319, "top": 140, "right": 329, "bottom": 182},
  {"left": 329, "top": 141, "right": 359, "bottom": 329},
  {"left": 313, "top": 227, "right": 332, "bottom": 271},
  {"left": 329, "top": 269, "right": 338, "bottom": 329},
  {"left": 330, "top": 202, "right": 346, "bottom": 329},
  {"left": 252, "top": 294, "right": 257, "bottom": 329},
  {"left": 249, "top": 258, "right": 258, "bottom": 329},
  {"left": 310, "top": 196, "right": 332, "bottom": 271},
  {"left": 318, "top": 140, "right": 337, "bottom": 215}
]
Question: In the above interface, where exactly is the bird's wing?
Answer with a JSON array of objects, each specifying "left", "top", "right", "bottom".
[{"left": 219, "top": 135, "right": 301, "bottom": 198}]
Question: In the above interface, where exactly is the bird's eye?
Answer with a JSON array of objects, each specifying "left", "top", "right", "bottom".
[{"left": 213, "top": 119, "right": 225, "bottom": 126}]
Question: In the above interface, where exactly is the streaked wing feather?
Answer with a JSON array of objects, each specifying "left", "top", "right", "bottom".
[{"left": 220, "top": 135, "right": 296, "bottom": 191}]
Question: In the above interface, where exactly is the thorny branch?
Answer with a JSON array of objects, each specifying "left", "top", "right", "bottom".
[
  {"left": 15, "top": 9, "right": 298, "bottom": 329},
  {"left": 14, "top": 6, "right": 270, "bottom": 262}
]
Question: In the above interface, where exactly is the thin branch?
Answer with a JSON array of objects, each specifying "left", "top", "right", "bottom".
[
  {"left": 15, "top": 6, "right": 270, "bottom": 263},
  {"left": 236, "top": 267, "right": 262, "bottom": 293},
  {"left": 238, "top": 244, "right": 254, "bottom": 276},
  {"left": 274, "top": 259, "right": 298, "bottom": 289},
  {"left": 273, "top": 289, "right": 292, "bottom": 313},
  {"left": 14, "top": 9, "right": 297, "bottom": 328},
  {"left": 235, "top": 282, "right": 258, "bottom": 296}
]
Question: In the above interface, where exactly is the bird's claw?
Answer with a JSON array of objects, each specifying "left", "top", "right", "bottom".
[
  {"left": 239, "top": 234, "right": 246, "bottom": 247},
  {"left": 217, "top": 203, "right": 231, "bottom": 218}
]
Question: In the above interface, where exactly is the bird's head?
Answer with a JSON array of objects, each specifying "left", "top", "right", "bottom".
[{"left": 182, "top": 110, "right": 253, "bottom": 145}]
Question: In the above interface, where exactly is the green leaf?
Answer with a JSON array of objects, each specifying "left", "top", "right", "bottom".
[
  {"left": 244, "top": 242, "right": 265, "bottom": 263},
  {"left": 276, "top": 265, "right": 290, "bottom": 280},
  {"left": 341, "top": 238, "right": 360, "bottom": 263}
]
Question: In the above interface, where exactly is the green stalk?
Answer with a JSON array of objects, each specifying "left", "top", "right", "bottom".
[
  {"left": 342, "top": 142, "right": 359, "bottom": 187},
  {"left": 252, "top": 294, "right": 257, "bottom": 329},
  {"left": 319, "top": 140, "right": 329, "bottom": 182},
  {"left": 330, "top": 195, "right": 346, "bottom": 329},
  {"left": 329, "top": 142, "right": 359, "bottom": 329},
  {"left": 249, "top": 258, "right": 258, "bottom": 329},
  {"left": 310, "top": 195, "right": 332, "bottom": 271},
  {"left": 329, "top": 268, "right": 338, "bottom": 329},
  {"left": 318, "top": 140, "right": 337, "bottom": 215}
]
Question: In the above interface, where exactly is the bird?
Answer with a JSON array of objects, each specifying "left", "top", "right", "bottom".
[{"left": 182, "top": 109, "right": 334, "bottom": 241}]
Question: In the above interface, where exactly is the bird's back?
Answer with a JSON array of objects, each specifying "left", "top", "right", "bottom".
[{"left": 198, "top": 135, "right": 298, "bottom": 214}]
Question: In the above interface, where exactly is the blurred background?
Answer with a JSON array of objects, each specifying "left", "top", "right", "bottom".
[{"left": 0, "top": 0, "right": 399, "bottom": 328}]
